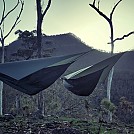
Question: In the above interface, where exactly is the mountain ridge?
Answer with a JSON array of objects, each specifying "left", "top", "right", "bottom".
[{"left": 1, "top": 33, "right": 134, "bottom": 72}]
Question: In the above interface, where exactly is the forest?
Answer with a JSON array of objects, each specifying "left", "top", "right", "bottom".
[{"left": 0, "top": 0, "right": 134, "bottom": 134}]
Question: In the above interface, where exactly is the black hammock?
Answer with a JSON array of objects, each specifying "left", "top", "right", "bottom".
[
  {"left": 0, "top": 52, "right": 86, "bottom": 95},
  {"left": 63, "top": 52, "right": 125, "bottom": 96}
]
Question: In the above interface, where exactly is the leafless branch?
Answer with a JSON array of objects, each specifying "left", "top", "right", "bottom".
[
  {"left": 0, "top": 0, "right": 20, "bottom": 26},
  {"left": 108, "top": 31, "right": 134, "bottom": 44},
  {"left": 98, "top": 0, "right": 101, "bottom": 10},
  {"left": 89, "top": 3, "right": 110, "bottom": 24},
  {"left": 93, "top": 0, "right": 96, "bottom": 6},
  {"left": 110, "top": 0, "right": 122, "bottom": 20},
  {"left": 4, "top": 0, "right": 24, "bottom": 39},
  {"left": 42, "top": 0, "right": 52, "bottom": 19},
  {"left": 0, "top": 0, "right": 6, "bottom": 26},
  {"left": 4, "top": 21, "right": 21, "bottom": 40},
  {"left": 0, "top": 27, "right": 3, "bottom": 42}
]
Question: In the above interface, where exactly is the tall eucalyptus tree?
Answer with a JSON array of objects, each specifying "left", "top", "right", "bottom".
[
  {"left": 0, "top": 0, "right": 24, "bottom": 115},
  {"left": 36, "top": 0, "right": 52, "bottom": 115},
  {"left": 89, "top": 0, "right": 134, "bottom": 122}
]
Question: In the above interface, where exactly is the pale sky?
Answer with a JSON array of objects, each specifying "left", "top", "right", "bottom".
[{"left": 0, "top": 0, "right": 134, "bottom": 52}]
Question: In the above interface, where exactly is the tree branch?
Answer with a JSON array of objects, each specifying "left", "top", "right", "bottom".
[
  {"left": 0, "top": 0, "right": 6, "bottom": 26},
  {"left": 110, "top": 0, "right": 122, "bottom": 20},
  {"left": 89, "top": 3, "right": 110, "bottom": 24},
  {"left": 4, "top": 0, "right": 24, "bottom": 39},
  {"left": 93, "top": 0, "right": 96, "bottom": 6},
  {"left": 89, "top": 0, "right": 114, "bottom": 54},
  {"left": 0, "top": 27, "right": 3, "bottom": 42},
  {"left": 42, "top": 0, "right": 52, "bottom": 19},
  {"left": 98, "top": 0, "right": 101, "bottom": 10},
  {"left": 108, "top": 31, "right": 134, "bottom": 44},
  {"left": 0, "top": 0, "right": 20, "bottom": 26}
]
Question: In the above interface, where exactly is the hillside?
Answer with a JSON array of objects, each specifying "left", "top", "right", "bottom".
[{"left": 4, "top": 33, "right": 134, "bottom": 73}]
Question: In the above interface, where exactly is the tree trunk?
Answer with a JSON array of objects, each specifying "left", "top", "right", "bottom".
[
  {"left": 0, "top": 81, "right": 3, "bottom": 115},
  {"left": 107, "top": 68, "right": 114, "bottom": 122},
  {"left": 15, "top": 94, "right": 21, "bottom": 115},
  {"left": 36, "top": 0, "right": 45, "bottom": 115},
  {"left": 36, "top": 17, "right": 42, "bottom": 58},
  {"left": 0, "top": 39, "right": 5, "bottom": 115},
  {"left": 106, "top": 23, "right": 114, "bottom": 122}
]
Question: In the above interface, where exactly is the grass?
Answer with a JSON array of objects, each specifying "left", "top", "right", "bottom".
[{"left": 0, "top": 115, "right": 134, "bottom": 134}]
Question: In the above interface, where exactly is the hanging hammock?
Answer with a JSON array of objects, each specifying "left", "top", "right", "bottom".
[
  {"left": 0, "top": 52, "right": 87, "bottom": 95},
  {"left": 63, "top": 52, "right": 125, "bottom": 96}
]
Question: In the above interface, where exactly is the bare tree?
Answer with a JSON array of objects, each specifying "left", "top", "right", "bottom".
[
  {"left": 0, "top": 0, "right": 24, "bottom": 115},
  {"left": 89, "top": 0, "right": 134, "bottom": 122},
  {"left": 36, "top": 0, "right": 52, "bottom": 115}
]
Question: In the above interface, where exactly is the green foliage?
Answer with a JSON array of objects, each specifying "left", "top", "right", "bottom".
[
  {"left": 0, "top": 115, "right": 134, "bottom": 133},
  {"left": 20, "top": 95, "right": 37, "bottom": 112},
  {"left": 15, "top": 30, "right": 36, "bottom": 51},
  {"left": 41, "top": 86, "right": 62, "bottom": 115},
  {"left": 101, "top": 98, "right": 116, "bottom": 113}
]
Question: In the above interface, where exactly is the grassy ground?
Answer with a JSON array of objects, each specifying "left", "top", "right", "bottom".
[{"left": 0, "top": 115, "right": 134, "bottom": 134}]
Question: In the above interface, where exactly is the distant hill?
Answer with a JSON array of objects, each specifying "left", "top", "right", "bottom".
[
  {"left": 1, "top": 32, "right": 134, "bottom": 73},
  {"left": 5, "top": 33, "right": 91, "bottom": 57}
]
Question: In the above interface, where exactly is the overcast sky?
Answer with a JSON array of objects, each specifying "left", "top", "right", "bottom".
[{"left": 0, "top": 0, "right": 134, "bottom": 52}]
